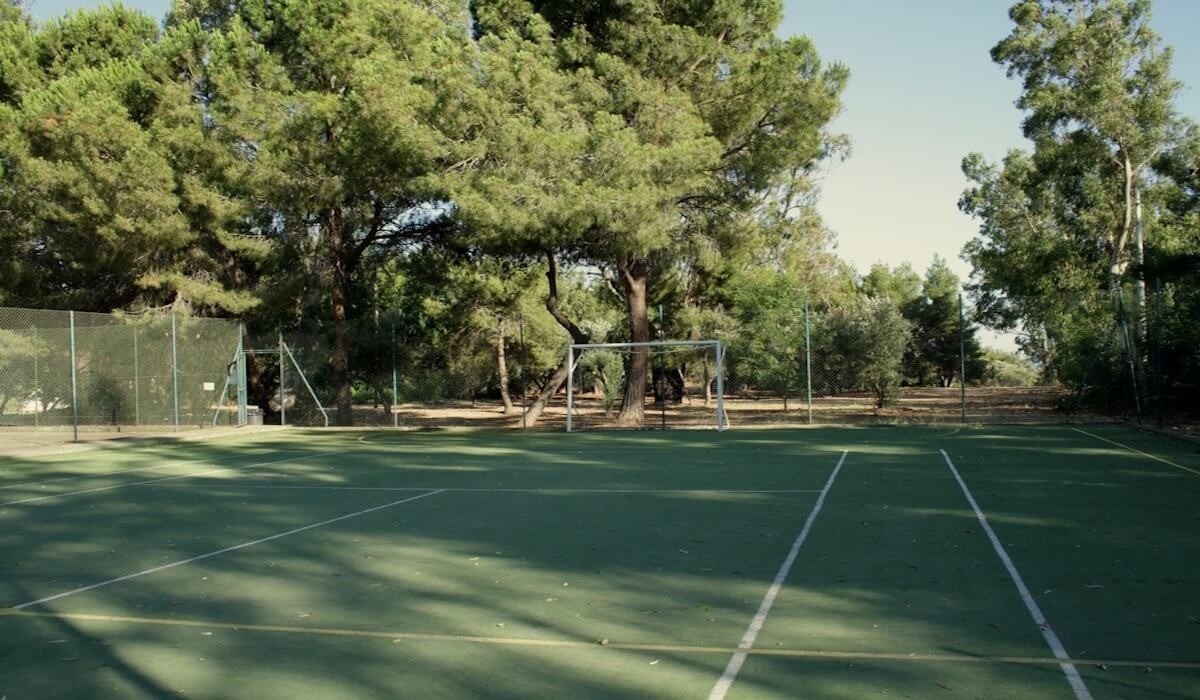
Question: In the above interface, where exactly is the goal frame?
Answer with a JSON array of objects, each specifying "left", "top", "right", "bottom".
[{"left": 565, "top": 340, "right": 728, "bottom": 432}]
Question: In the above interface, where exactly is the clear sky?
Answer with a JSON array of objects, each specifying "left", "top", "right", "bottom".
[
  {"left": 23, "top": 0, "right": 1200, "bottom": 347},
  {"left": 782, "top": 0, "right": 1200, "bottom": 282}
]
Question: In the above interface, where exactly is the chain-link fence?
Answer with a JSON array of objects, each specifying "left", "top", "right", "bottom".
[
  {"left": 250, "top": 303, "right": 1076, "bottom": 430},
  {"left": 7, "top": 287, "right": 1186, "bottom": 441},
  {"left": 1065, "top": 280, "right": 1198, "bottom": 433},
  {"left": 0, "top": 307, "right": 242, "bottom": 451}
]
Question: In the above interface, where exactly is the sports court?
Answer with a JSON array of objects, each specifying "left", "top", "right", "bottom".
[{"left": 1, "top": 424, "right": 1198, "bottom": 699}]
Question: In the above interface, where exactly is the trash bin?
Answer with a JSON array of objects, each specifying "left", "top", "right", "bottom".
[{"left": 246, "top": 406, "right": 264, "bottom": 426}]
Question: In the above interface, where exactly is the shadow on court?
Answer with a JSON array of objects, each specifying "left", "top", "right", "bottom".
[{"left": 0, "top": 425, "right": 1197, "bottom": 698}]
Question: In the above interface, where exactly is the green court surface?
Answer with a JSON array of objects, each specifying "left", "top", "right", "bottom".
[{"left": 1, "top": 425, "right": 1198, "bottom": 699}]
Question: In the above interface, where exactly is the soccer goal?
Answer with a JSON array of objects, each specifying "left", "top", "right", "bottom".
[{"left": 566, "top": 340, "right": 728, "bottom": 432}]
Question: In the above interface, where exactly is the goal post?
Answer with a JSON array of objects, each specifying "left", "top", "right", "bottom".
[{"left": 566, "top": 340, "right": 728, "bottom": 432}]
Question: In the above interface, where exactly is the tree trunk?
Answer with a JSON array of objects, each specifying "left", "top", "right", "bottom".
[
  {"left": 518, "top": 250, "right": 589, "bottom": 428},
  {"left": 521, "top": 358, "right": 570, "bottom": 426},
  {"left": 379, "top": 385, "right": 391, "bottom": 417},
  {"left": 703, "top": 357, "right": 712, "bottom": 407},
  {"left": 1109, "top": 153, "right": 1135, "bottom": 293},
  {"left": 326, "top": 205, "right": 353, "bottom": 426},
  {"left": 617, "top": 256, "right": 650, "bottom": 426},
  {"left": 1039, "top": 330, "right": 1057, "bottom": 384},
  {"left": 496, "top": 316, "right": 514, "bottom": 413},
  {"left": 595, "top": 376, "right": 613, "bottom": 417},
  {"left": 242, "top": 325, "right": 263, "bottom": 411},
  {"left": 676, "top": 367, "right": 690, "bottom": 405},
  {"left": 1133, "top": 186, "right": 1147, "bottom": 342}
]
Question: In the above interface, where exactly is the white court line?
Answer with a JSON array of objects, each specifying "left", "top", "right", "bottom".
[
  {"left": 14, "top": 489, "right": 444, "bottom": 610},
  {"left": 708, "top": 450, "right": 848, "bottom": 700},
  {"left": 146, "top": 484, "right": 823, "bottom": 495},
  {"left": 0, "top": 451, "right": 295, "bottom": 491},
  {"left": 940, "top": 449, "right": 1093, "bottom": 700},
  {"left": 0, "top": 451, "right": 349, "bottom": 507}
]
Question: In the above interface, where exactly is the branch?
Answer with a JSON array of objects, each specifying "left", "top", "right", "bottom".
[
  {"left": 347, "top": 198, "right": 387, "bottom": 267},
  {"left": 721, "top": 108, "right": 776, "bottom": 160},
  {"left": 544, "top": 250, "right": 590, "bottom": 345},
  {"left": 667, "top": 29, "right": 727, "bottom": 93}
]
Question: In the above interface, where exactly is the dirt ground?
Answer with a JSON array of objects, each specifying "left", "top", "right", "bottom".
[
  {"left": 355, "top": 385, "right": 1080, "bottom": 430},
  {"left": 8, "top": 386, "right": 1192, "bottom": 451}
]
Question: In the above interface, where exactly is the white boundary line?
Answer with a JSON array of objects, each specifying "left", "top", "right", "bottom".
[
  {"left": 940, "top": 449, "right": 1092, "bottom": 700},
  {"left": 145, "top": 484, "right": 823, "bottom": 495},
  {"left": 13, "top": 489, "right": 444, "bottom": 610},
  {"left": 0, "top": 451, "right": 349, "bottom": 507},
  {"left": 708, "top": 450, "right": 848, "bottom": 700},
  {"left": 1071, "top": 427, "right": 1200, "bottom": 477}
]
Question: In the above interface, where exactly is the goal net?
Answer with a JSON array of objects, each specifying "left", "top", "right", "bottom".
[{"left": 566, "top": 341, "right": 728, "bottom": 432}]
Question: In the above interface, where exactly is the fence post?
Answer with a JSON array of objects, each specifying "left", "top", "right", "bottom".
[
  {"left": 566, "top": 345, "right": 575, "bottom": 433},
  {"left": 32, "top": 326, "right": 40, "bottom": 427},
  {"left": 237, "top": 324, "right": 248, "bottom": 426},
  {"left": 519, "top": 312, "right": 527, "bottom": 431},
  {"left": 390, "top": 317, "right": 399, "bottom": 428},
  {"left": 133, "top": 325, "right": 140, "bottom": 426},
  {"left": 171, "top": 313, "right": 180, "bottom": 432},
  {"left": 278, "top": 329, "right": 286, "bottom": 427},
  {"left": 804, "top": 292, "right": 813, "bottom": 425},
  {"left": 959, "top": 293, "right": 967, "bottom": 424},
  {"left": 715, "top": 341, "right": 727, "bottom": 431},
  {"left": 1154, "top": 278, "right": 1164, "bottom": 429},
  {"left": 69, "top": 311, "right": 78, "bottom": 443},
  {"left": 658, "top": 304, "right": 666, "bottom": 430}
]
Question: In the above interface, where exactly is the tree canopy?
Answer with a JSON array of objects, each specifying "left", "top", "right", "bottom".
[
  {"left": 3, "top": 0, "right": 1194, "bottom": 425},
  {"left": 962, "top": 0, "right": 1197, "bottom": 405}
]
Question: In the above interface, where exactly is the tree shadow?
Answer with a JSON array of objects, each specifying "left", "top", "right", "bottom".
[{"left": 0, "top": 425, "right": 1196, "bottom": 697}]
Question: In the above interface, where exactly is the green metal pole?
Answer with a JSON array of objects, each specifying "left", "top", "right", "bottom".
[
  {"left": 278, "top": 329, "right": 286, "bottom": 427},
  {"left": 715, "top": 342, "right": 727, "bottom": 430},
  {"left": 658, "top": 304, "right": 666, "bottom": 430},
  {"left": 171, "top": 313, "right": 180, "bottom": 432},
  {"left": 32, "top": 327, "right": 39, "bottom": 427},
  {"left": 133, "top": 325, "right": 140, "bottom": 426},
  {"left": 959, "top": 294, "right": 967, "bottom": 424},
  {"left": 1154, "top": 278, "right": 1164, "bottom": 429},
  {"left": 237, "top": 324, "right": 248, "bottom": 426},
  {"left": 69, "top": 311, "right": 78, "bottom": 442},
  {"left": 804, "top": 293, "right": 813, "bottom": 425},
  {"left": 390, "top": 318, "right": 399, "bottom": 428},
  {"left": 519, "top": 313, "right": 527, "bottom": 431}
]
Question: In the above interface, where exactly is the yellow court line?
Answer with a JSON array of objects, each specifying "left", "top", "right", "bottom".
[
  {"left": 4, "top": 609, "right": 1200, "bottom": 670},
  {"left": 1072, "top": 427, "right": 1200, "bottom": 477}
]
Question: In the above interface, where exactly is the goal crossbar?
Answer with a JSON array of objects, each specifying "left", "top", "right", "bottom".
[
  {"left": 571, "top": 340, "right": 722, "bottom": 350},
  {"left": 566, "top": 340, "right": 728, "bottom": 432}
]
